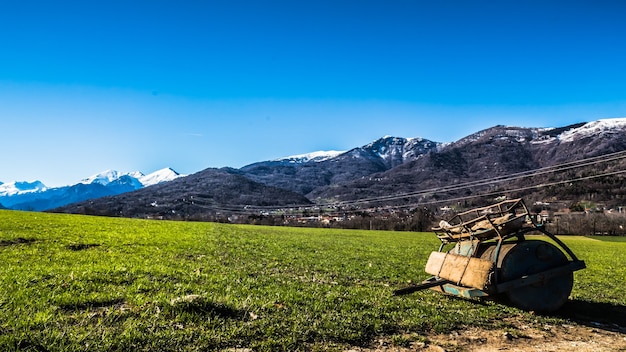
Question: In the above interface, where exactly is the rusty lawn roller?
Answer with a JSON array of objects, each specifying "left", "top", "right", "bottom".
[{"left": 394, "top": 198, "right": 586, "bottom": 312}]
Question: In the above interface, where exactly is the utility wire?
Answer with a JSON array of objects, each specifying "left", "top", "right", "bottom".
[
  {"left": 392, "top": 168, "right": 626, "bottom": 209},
  {"left": 322, "top": 150, "right": 626, "bottom": 207},
  {"left": 186, "top": 150, "right": 626, "bottom": 214}
]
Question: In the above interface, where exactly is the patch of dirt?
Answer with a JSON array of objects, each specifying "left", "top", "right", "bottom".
[
  {"left": 0, "top": 237, "right": 36, "bottom": 246},
  {"left": 66, "top": 243, "right": 100, "bottom": 251},
  {"left": 347, "top": 319, "right": 626, "bottom": 352}
]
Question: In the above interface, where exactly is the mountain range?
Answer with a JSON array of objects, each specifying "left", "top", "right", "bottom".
[
  {"left": 0, "top": 168, "right": 182, "bottom": 211},
  {"left": 7, "top": 118, "right": 626, "bottom": 223}
]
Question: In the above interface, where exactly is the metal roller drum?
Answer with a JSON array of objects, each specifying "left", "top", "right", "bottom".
[
  {"left": 478, "top": 240, "right": 574, "bottom": 312},
  {"left": 393, "top": 199, "right": 584, "bottom": 312}
]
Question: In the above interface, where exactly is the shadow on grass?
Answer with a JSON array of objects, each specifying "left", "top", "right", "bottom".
[
  {"left": 169, "top": 296, "right": 247, "bottom": 320},
  {"left": 550, "top": 299, "right": 626, "bottom": 333},
  {"left": 414, "top": 293, "right": 626, "bottom": 334},
  {"left": 479, "top": 296, "right": 626, "bottom": 333},
  {"left": 15, "top": 339, "right": 49, "bottom": 352}
]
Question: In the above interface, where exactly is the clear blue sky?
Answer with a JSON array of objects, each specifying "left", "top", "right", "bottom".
[{"left": 1, "top": 0, "right": 625, "bottom": 186}]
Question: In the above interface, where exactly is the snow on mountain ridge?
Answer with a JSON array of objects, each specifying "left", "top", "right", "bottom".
[
  {"left": 275, "top": 150, "right": 346, "bottom": 163},
  {"left": 78, "top": 168, "right": 183, "bottom": 187},
  {"left": 139, "top": 167, "right": 182, "bottom": 186},
  {"left": 1, "top": 168, "right": 182, "bottom": 199},
  {"left": 363, "top": 136, "right": 437, "bottom": 166},
  {"left": 0, "top": 167, "right": 183, "bottom": 211},
  {"left": 80, "top": 169, "right": 126, "bottom": 186},
  {"left": 0, "top": 180, "right": 48, "bottom": 197},
  {"left": 558, "top": 117, "right": 626, "bottom": 143}
]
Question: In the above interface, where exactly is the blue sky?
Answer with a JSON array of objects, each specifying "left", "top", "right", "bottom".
[{"left": 1, "top": 0, "right": 625, "bottom": 187}]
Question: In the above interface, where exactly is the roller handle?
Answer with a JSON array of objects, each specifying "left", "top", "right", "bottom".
[{"left": 393, "top": 278, "right": 451, "bottom": 296}]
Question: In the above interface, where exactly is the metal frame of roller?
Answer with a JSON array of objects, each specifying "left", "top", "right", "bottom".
[{"left": 394, "top": 198, "right": 586, "bottom": 312}]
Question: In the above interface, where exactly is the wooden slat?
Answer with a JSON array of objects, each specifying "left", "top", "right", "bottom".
[
  {"left": 425, "top": 251, "right": 447, "bottom": 276},
  {"left": 439, "top": 253, "right": 470, "bottom": 284},
  {"left": 459, "top": 257, "right": 493, "bottom": 289},
  {"left": 424, "top": 251, "right": 493, "bottom": 290}
]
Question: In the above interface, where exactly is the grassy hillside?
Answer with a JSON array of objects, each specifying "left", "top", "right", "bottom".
[{"left": 0, "top": 210, "right": 624, "bottom": 351}]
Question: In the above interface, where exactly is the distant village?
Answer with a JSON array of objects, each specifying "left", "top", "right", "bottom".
[
  {"left": 528, "top": 200, "right": 626, "bottom": 236},
  {"left": 224, "top": 198, "right": 626, "bottom": 236}
]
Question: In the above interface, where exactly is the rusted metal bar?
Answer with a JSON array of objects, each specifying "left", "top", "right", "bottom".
[{"left": 393, "top": 278, "right": 451, "bottom": 296}]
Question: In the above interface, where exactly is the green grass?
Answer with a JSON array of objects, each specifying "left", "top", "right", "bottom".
[{"left": 0, "top": 210, "right": 625, "bottom": 351}]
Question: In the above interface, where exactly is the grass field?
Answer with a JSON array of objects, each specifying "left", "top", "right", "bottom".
[{"left": 1, "top": 210, "right": 625, "bottom": 351}]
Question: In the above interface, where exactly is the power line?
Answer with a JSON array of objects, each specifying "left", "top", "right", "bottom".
[
  {"left": 325, "top": 150, "right": 626, "bottom": 207},
  {"left": 394, "top": 168, "right": 626, "bottom": 209},
  {"left": 185, "top": 150, "right": 626, "bottom": 215}
]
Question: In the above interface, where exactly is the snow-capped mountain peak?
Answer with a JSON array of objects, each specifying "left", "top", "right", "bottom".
[
  {"left": 80, "top": 169, "right": 124, "bottom": 186},
  {"left": 128, "top": 171, "right": 145, "bottom": 179},
  {"left": 0, "top": 167, "right": 183, "bottom": 211},
  {"left": 0, "top": 180, "right": 47, "bottom": 197},
  {"left": 275, "top": 150, "right": 346, "bottom": 163},
  {"left": 360, "top": 136, "right": 440, "bottom": 168},
  {"left": 139, "top": 167, "right": 182, "bottom": 186},
  {"left": 558, "top": 117, "right": 626, "bottom": 143},
  {"left": 79, "top": 168, "right": 183, "bottom": 187}
]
